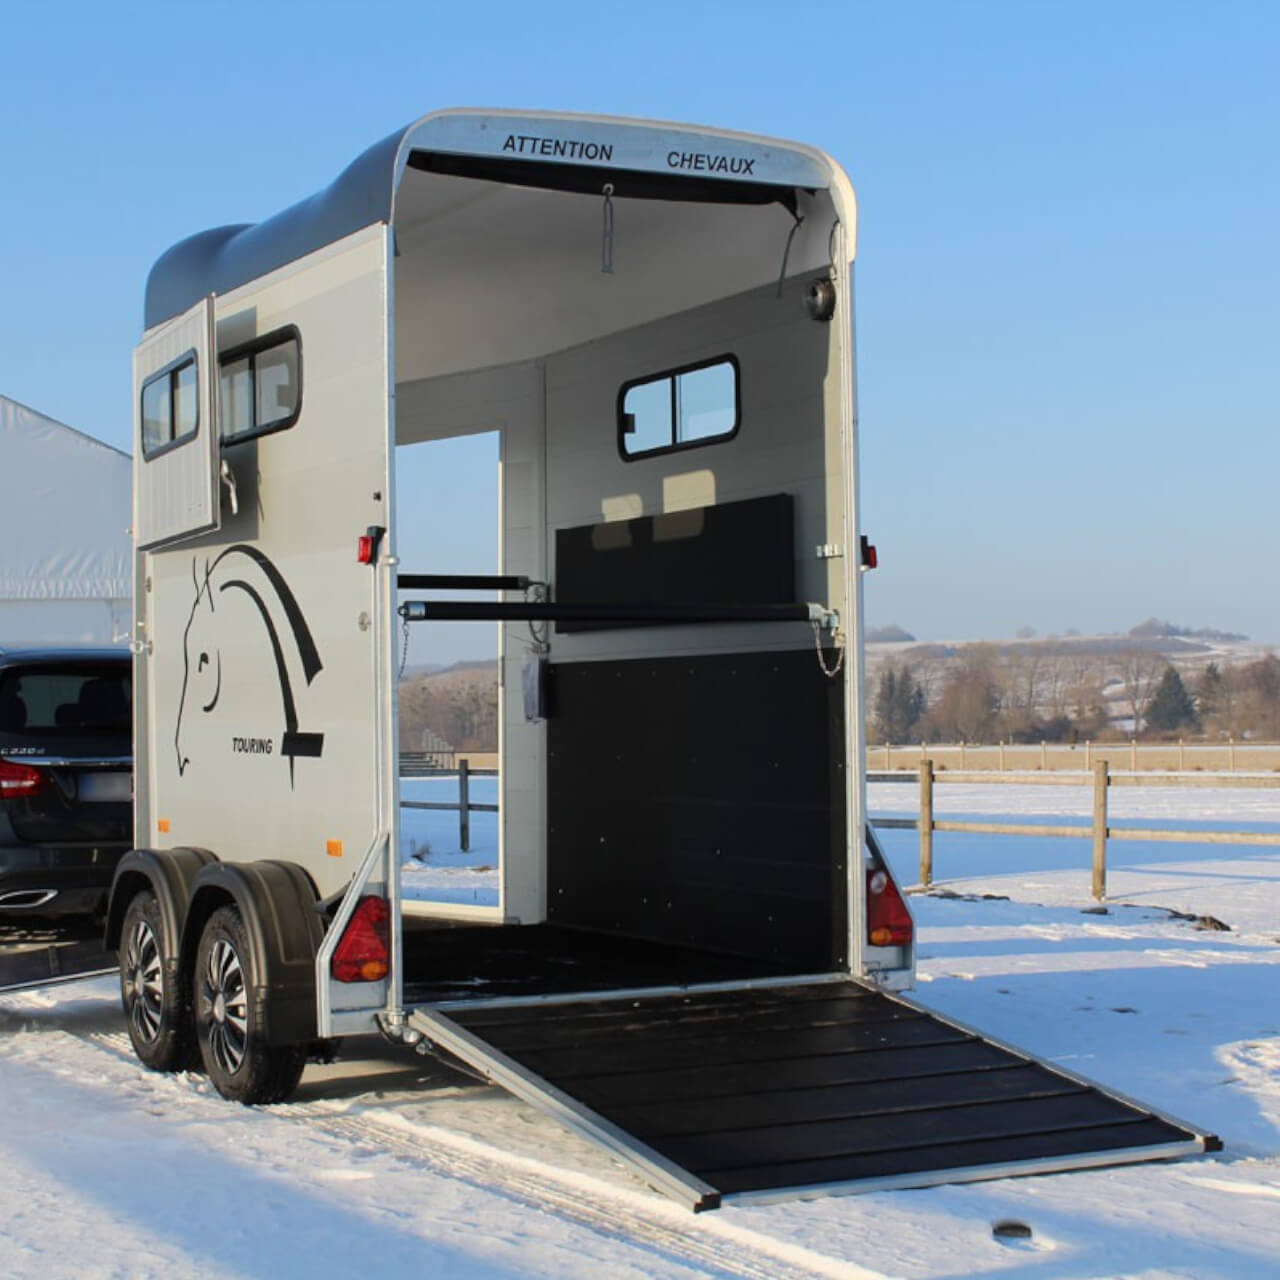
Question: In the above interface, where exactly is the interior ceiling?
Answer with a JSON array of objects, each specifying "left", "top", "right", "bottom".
[{"left": 392, "top": 169, "right": 836, "bottom": 385}]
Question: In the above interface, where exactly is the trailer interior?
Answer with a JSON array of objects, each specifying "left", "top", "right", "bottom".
[{"left": 389, "top": 152, "right": 863, "bottom": 995}]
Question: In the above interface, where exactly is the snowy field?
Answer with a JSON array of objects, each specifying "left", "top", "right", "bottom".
[
  {"left": 0, "top": 780, "right": 1277, "bottom": 1278},
  {"left": 400, "top": 775, "right": 499, "bottom": 906}
]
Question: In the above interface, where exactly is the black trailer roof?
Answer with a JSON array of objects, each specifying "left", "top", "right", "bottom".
[{"left": 143, "top": 128, "right": 403, "bottom": 331}]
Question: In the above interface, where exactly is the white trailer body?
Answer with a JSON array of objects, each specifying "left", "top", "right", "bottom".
[{"left": 110, "top": 109, "right": 1214, "bottom": 1209}]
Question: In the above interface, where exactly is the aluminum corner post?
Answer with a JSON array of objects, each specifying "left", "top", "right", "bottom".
[
  {"left": 316, "top": 830, "right": 392, "bottom": 1039},
  {"left": 830, "top": 201, "right": 869, "bottom": 983},
  {"left": 378, "top": 221, "right": 404, "bottom": 1032}
]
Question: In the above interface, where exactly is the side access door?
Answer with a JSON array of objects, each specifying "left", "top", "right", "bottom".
[{"left": 133, "top": 295, "right": 220, "bottom": 551}]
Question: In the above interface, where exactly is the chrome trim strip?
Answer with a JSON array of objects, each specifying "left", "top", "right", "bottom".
[{"left": 0, "top": 890, "right": 59, "bottom": 909}]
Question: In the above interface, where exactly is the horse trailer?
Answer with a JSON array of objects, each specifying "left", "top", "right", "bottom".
[{"left": 108, "top": 108, "right": 1216, "bottom": 1208}]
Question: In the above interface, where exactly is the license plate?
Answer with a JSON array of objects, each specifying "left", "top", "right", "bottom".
[{"left": 78, "top": 772, "right": 132, "bottom": 802}]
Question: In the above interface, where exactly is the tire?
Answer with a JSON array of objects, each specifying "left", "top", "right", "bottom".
[
  {"left": 194, "top": 904, "right": 306, "bottom": 1104},
  {"left": 120, "top": 889, "right": 193, "bottom": 1072}
]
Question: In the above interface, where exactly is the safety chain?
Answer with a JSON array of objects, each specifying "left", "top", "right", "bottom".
[
  {"left": 813, "top": 620, "right": 846, "bottom": 679},
  {"left": 398, "top": 613, "right": 411, "bottom": 680}
]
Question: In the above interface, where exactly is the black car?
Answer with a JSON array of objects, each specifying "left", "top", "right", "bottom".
[{"left": 0, "top": 649, "right": 132, "bottom": 917}]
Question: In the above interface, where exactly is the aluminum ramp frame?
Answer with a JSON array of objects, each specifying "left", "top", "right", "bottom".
[{"left": 409, "top": 977, "right": 1219, "bottom": 1212}]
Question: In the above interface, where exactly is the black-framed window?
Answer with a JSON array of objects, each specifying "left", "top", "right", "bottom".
[
  {"left": 618, "top": 355, "right": 739, "bottom": 460},
  {"left": 140, "top": 351, "right": 199, "bottom": 459},
  {"left": 219, "top": 327, "right": 301, "bottom": 444}
]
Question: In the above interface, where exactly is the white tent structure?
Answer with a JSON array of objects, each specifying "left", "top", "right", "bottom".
[{"left": 0, "top": 395, "right": 130, "bottom": 647}]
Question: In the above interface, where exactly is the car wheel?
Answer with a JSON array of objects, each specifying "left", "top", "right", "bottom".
[
  {"left": 120, "top": 890, "right": 192, "bottom": 1071},
  {"left": 194, "top": 905, "right": 306, "bottom": 1104}
]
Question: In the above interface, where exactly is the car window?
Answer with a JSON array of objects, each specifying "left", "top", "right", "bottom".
[{"left": 0, "top": 667, "right": 131, "bottom": 736}]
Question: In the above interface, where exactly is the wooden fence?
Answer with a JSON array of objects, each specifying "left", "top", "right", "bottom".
[
  {"left": 400, "top": 760, "right": 499, "bottom": 852},
  {"left": 872, "top": 764, "right": 1280, "bottom": 901},
  {"left": 873, "top": 740, "right": 1280, "bottom": 773}
]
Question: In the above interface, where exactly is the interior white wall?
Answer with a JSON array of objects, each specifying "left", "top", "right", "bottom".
[
  {"left": 393, "top": 172, "right": 836, "bottom": 383},
  {"left": 392, "top": 173, "right": 850, "bottom": 927},
  {"left": 542, "top": 275, "right": 846, "bottom": 666},
  {"left": 395, "top": 280, "right": 846, "bottom": 926}
]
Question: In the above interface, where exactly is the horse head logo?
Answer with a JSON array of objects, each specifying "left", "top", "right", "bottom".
[{"left": 175, "top": 544, "right": 324, "bottom": 786}]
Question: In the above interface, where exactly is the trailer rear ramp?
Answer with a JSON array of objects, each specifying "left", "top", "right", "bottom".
[{"left": 409, "top": 977, "right": 1218, "bottom": 1211}]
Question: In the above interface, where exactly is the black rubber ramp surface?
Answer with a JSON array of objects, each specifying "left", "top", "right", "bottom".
[{"left": 436, "top": 980, "right": 1218, "bottom": 1201}]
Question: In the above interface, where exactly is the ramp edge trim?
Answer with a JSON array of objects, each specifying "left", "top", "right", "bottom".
[
  {"left": 721, "top": 1135, "right": 1215, "bottom": 1206},
  {"left": 891, "top": 989, "right": 1222, "bottom": 1152},
  {"left": 408, "top": 1007, "right": 722, "bottom": 1212}
]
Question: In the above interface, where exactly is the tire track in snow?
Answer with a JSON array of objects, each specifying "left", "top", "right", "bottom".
[
  {"left": 82, "top": 1030, "right": 886, "bottom": 1280},
  {"left": 287, "top": 1106, "right": 884, "bottom": 1280}
]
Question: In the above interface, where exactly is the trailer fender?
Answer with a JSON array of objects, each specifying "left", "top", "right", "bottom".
[
  {"left": 180, "top": 861, "right": 324, "bottom": 1046},
  {"left": 105, "top": 847, "right": 218, "bottom": 958}
]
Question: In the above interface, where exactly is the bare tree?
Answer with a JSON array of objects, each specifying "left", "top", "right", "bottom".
[
  {"left": 1042, "top": 652, "right": 1075, "bottom": 719},
  {"left": 1001, "top": 649, "right": 1045, "bottom": 719},
  {"left": 924, "top": 645, "right": 1001, "bottom": 742},
  {"left": 1118, "top": 649, "right": 1164, "bottom": 736}
]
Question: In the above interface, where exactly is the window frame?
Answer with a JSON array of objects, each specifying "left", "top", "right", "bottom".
[
  {"left": 139, "top": 349, "right": 200, "bottom": 461},
  {"left": 616, "top": 353, "right": 741, "bottom": 462},
  {"left": 218, "top": 324, "right": 303, "bottom": 446}
]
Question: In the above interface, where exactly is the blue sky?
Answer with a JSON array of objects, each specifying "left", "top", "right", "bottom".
[{"left": 2, "top": 1, "right": 1277, "bottom": 650}]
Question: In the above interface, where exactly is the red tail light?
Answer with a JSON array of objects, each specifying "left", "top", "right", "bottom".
[
  {"left": 867, "top": 867, "right": 913, "bottom": 948},
  {"left": 0, "top": 759, "right": 51, "bottom": 798},
  {"left": 330, "top": 895, "right": 391, "bottom": 983}
]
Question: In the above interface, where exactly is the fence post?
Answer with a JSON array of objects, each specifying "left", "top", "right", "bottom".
[
  {"left": 1131, "top": 737, "right": 1138, "bottom": 770},
  {"left": 919, "top": 759, "right": 934, "bottom": 888},
  {"left": 1092, "top": 760, "right": 1108, "bottom": 901},
  {"left": 1041, "top": 739, "right": 1047, "bottom": 770},
  {"left": 1179, "top": 738, "right": 1185, "bottom": 770},
  {"left": 1085, "top": 739, "right": 1092, "bottom": 769},
  {"left": 961, "top": 740, "right": 967, "bottom": 769},
  {"left": 459, "top": 758, "right": 471, "bottom": 853},
  {"left": 1229, "top": 737, "right": 1236, "bottom": 772},
  {"left": 999, "top": 740, "right": 1006, "bottom": 770},
  {"left": 884, "top": 743, "right": 891, "bottom": 769}
]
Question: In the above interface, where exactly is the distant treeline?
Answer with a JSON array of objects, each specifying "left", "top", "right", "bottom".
[
  {"left": 399, "top": 662, "right": 500, "bottom": 752},
  {"left": 871, "top": 648, "right": 1280, "bottom": 743}
]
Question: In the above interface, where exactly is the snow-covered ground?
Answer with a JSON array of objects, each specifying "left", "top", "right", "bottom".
[
  {"left": 1, "top": 780, "right": 1278, "bottom": 1278},
  {"left": 401, "top": 775, "right": 499, "bottom": 906}
]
